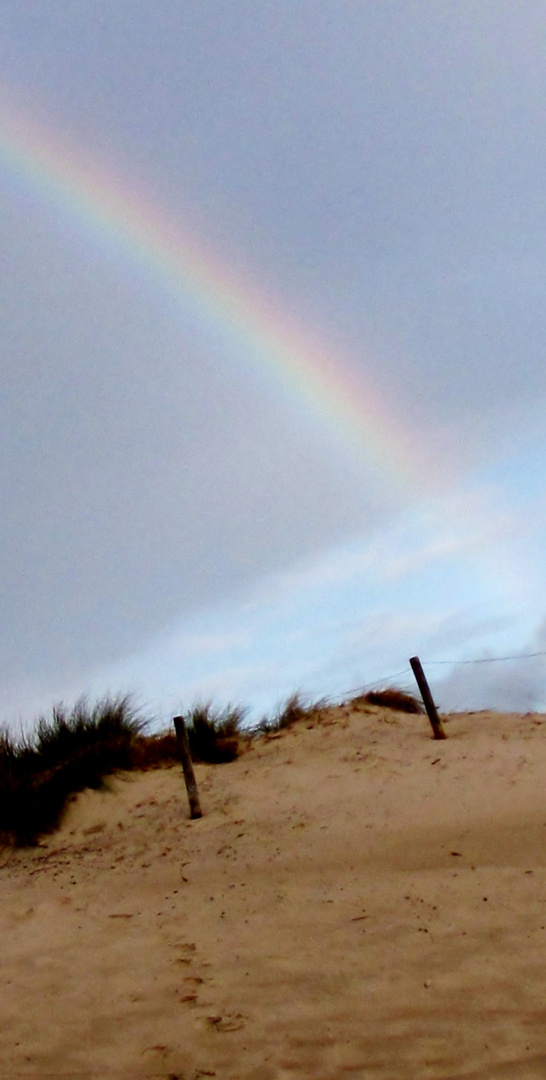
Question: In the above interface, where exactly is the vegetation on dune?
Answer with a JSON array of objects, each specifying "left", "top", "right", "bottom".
[
  {"left": 0, "top": 695, "right": 250, "bottom": 846},
  {"left": 256, "top": 691, "right": 329, "bottom": 734},
  {"left": 128, "top": 730, "right": 180, "bottom": 771},
  {"left": 353, "top": 687, "right": 424, "bottom": 714},
  {"left": 184, "top": 701, "right": 247, "bottom": 763},
  {"left": 255, "top": 686, "right": 424, "bottom": 732},
  {"left": 0, "top": 682, "right": 425, "bottom": 846},
  {"left": 0, "top": 696, "right": 145, "bottom": 846},
  {"left": 128, "top": 701, "right": 249, "bottom": 769}
]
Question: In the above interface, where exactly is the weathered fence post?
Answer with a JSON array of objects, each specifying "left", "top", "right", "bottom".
[
  {"left": 409, "top": 656, "right": 446, "bottom": 740},
  {"left": 173, "top": 716, "right": 203, "bottom": 819}
]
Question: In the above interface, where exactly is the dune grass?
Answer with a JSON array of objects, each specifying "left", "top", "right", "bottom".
[
  {"left": 353, "top": 687, "right": 424, "bottom": 713},
  {"left": 0, "top": 696, "right": 145, "bottom": 846},
  {"left": 184, "top": 701, "right": 247, "bottom": 763},
  {"left": 129, "top": 703, "right": 249, "bottom": 769},
  {"left": 0, "top": 695, "right": 251, "bottom": 845},
  {"left": 128, "top": 730, "right": 180, "bottom": 771},
  {"left": 0, "top": 682, "right": 425, "bottom": 846},
  {"left": 256, "top": 691, "right": 329, "bottom": 734},
  {"left": 256, "top": 686, "right": 424, "bottom": 731}
]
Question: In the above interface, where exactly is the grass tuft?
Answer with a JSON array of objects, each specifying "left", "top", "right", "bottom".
[
  {"left": 0, "top": 695, "right": 145, "bottom": 846},
  {"left": 0, "top": 679, "right": 427, "bottom": 847},
  {"left": 257, "top": 691, "right": 328, "bottom": 734},
  {"left": 353, "top": 687, "right": 424, "bottom": 714},
  {"left": 129, "top": 731, "right": 179, "bottom": 770},
  {"left": 183, "top": 702, "right": 247, "bottom": 764}
]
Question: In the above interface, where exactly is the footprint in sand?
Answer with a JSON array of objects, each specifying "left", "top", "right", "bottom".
[
  {"left": 179, "top": 974, "right": 204, "bottom": 1005},
  {"left": 174, "top": 941, "right": 197, "bottom": 965},
  {"left": 205, "top": 1013, "right": 246, "bottom": 1032}
]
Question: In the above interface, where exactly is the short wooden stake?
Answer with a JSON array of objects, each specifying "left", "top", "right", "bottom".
[
  {"left": 173, "top": 716, "right": 203, "bottom": 818},
  {"left": 409, "top": 656, "right": 446, "bottom": 740}
]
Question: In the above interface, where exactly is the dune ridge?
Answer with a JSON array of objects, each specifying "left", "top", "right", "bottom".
[{"left": 2, "top": 702, "right": 546, "bottom": 1079}]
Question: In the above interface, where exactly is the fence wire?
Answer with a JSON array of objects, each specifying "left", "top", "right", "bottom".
[
  {"left": 331, "top": 648, "right": 546, "bottom": 709},
  {"left": 421, "top": 650, "right": 546, "bottom": 666}
]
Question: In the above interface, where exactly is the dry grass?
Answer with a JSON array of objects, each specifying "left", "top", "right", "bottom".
[
  {"left": 128, "top": 731, "right": 179, "bottom": 770},
  {"left": 256, "top": 691, "right": 329, "bottom": 734},
  {"left": 352, "top": 686, "right": 424, "bottom": 713}
]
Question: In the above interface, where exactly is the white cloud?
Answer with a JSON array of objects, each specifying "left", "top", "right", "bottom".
[{"left": 63, "top": 474, "right": 544, "bottom": 726}]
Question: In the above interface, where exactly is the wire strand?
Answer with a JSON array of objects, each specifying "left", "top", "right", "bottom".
[
  {"left": 323, "top": 650, "right": 546, "bottom": 711},
  {"left": 422, "top": 650, "right": 546, "bottom": 666},
  {"left": 343, "top": 668, "right": 413, "bottom": 697}
]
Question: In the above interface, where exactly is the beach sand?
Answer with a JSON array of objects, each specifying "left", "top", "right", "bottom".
[{"left": 2, "top": 703, "right": 546, "bottom": 1078}]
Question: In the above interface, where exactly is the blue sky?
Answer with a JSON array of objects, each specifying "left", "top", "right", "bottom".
[{"left": 1, "top": 2, "right": 545, "bottom": 728}]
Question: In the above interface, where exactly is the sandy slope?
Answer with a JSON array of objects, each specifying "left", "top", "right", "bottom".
[{"left": 2, "top": 703, "right": 546, "bottom": 1079}]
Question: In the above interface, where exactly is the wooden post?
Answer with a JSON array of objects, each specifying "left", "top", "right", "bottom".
[
  {"left": 173, "top": 716, "right": 203, "bottom": 819},
  {"left": 409, "top": 656, "right": 446, "bottom": 740}
]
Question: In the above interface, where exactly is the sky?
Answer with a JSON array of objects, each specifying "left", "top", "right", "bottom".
[{"left": 1, "top": 1, "right": 546, "bottom": 730}]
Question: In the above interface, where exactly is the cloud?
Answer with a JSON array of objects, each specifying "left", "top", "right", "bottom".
[
  {"left": 61, "top": 478, "right": 544, "bottom": 726},
  {"left": 434, "top": 649, "right": 546, "bottom": 714}
]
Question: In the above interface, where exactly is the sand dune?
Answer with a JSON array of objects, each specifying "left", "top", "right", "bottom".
[{"left": 2, "top": 703, "right": 546, "bottom": 1078}]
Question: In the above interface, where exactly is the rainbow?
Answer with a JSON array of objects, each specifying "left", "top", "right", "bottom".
[{"left": 0, "top": 97, "right": 429, "bottom": 497}]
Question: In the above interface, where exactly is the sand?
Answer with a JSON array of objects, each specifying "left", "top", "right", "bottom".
[{"left": 2, "top": 703, "right": 546, "bottom": 1079}]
